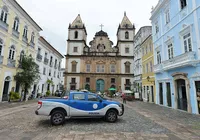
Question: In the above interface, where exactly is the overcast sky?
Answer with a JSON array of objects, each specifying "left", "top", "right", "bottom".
[{"left": 16, "top": 0, "right": 158, "bottom": 68}]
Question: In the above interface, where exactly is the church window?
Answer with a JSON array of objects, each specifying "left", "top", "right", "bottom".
[
  {"left": 9, "top": 45, "right": 15, "bottom": 60},
  {"left": 125, "top": 47, "right": 129, "bottom": 53},
  {"left": 180, "top": 0, "right": 187, "bottom": 9},
  {"left": 101, "top": 65, "right": 105, "bottom": 72},
  {"left": 0, "top": 6, "right": 8, "bottom": 23},
  {"left": 96, "top": 65, "right": 104, "bottom": 73},
  {"left": 73, "top": 47, "right": 78, "bottom": 52},
  {"left": 74, "top": 31, "right": 78, "bottom": 39},
  {"left": 96, "top": 65, "right": 100, "bottom": 73},
  {"left": 111, "top": 78, "right": 115, "bottom": 84},
  {"left": 125, "top": 31, "right": 129, "bottom": 39},
  {"left": 125, "top": 61, "right": 131, "bottom": 73},
  {"left": 71, "top": 61, "right": 77, "bottom": 72},
  {"left": 86, "top": 64, "right": 90, "bottom": 72},
  {"left": 13, "top": 17, "right": 19, "bottom": 31},
  {"left": 110, "top": 65, "right": 116, "bottom": 73}
]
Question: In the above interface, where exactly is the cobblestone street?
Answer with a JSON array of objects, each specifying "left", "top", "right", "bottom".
[{"left": 0, "top": 99, "right": 200, "bottom": 140}]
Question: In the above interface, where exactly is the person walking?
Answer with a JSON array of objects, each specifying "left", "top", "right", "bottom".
[{"left": 122, "top": 92, "right": 126, "bottom": 104}]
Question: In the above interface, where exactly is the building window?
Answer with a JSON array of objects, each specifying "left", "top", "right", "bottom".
[
  {"left": 111, "top": 78, "right": 115, "bottom": 84},
  {"left": 157, "top": 51, "right": 161, "bottom": 64},
  {"left": 55, "top": 59, "right": 57, "bottom": 67},
  {"left": 86, "top": 77, "right": 90, "bottom": 83},
  {"left": 31, "top": 32, "right": 35, "bottom": 43},
  {"left": 74, "top": 31, "right": 78, "bottom": 39},
  {"left": 23, "top": 26, "right": 28, "bottom": 38},
  {"left": 183, "top": 33, "right": 192, "bottom": 52},
  {"left": 54, "top": 71, "right": 56, "bottom": 77},
  {"left": 13, "top": 17, "right": 19, "bottom": 31},
  {"left": 73, "top": 47, "right": 78, "bottom": 52},
  {"left": 86, "top": 64, "right": 90, "bottom": 72},
  {"left": 125, "top": 79, "right": 130, "bottom": 85},
  {"left": 71, "top": 78, "right": 76, "bottom": 83},
  {"left": 150, "top": 61, "right": 153, "bottom": 72},
  {"left": 125, "top": 61, "right": 131, "bottom": 73},
  {"left": 180, "top": 0, "right": 187, "bottom": 9},
  {"left": 155, "top": 22, "right": 159, "bottom": 34},
  {"left": 125, "top": 31, "right": 129, "bottom": 39},
  {"left": 20, "top": 50, "right": 24, "bottom": 62},
  {"left": 71, "top": 61, "right": 77, "bottom": 72},
  {"left": 0, "top": 6, "right": 8, "bottom": 23},
  {"left": 168, "top": 43, "right": 174, "bottom": 59},
  {"left": 96, "top": 65, "right": 104, "bottom": 73},
  {"left": 125, "top": 47, "right": 129, "bottom": 53},
  {"left": 49, "top": 69, "right": 51, "bottom": 76},
  {"left": 165, "top": 9, "right": 170, "bottom": 24},
  {"left": 145, "top": 46, "right": 148, "bottom": 54},
  {"left": 149, "top": 44, "right": 152, "bottom": 52},
  {"left": 110, "top": 65, "right": 116, "bottom": 73},
  {"left": 43, "top": 67, "right": 46, "bottom": 75},
  {"left": 0, "top": 38, "right": 3, "bottom": 55},
  {"left": 143, "top": 65, "right": 145, "bottom": 73},
  {"left": 45, "top": 52, "right": 47, "bottom": 58},
  {"left": 9, "top": 45, "right": 15, "bottom": 60},
  {"left": 146, "top": 63, "right": 148, "bottom": 73}
]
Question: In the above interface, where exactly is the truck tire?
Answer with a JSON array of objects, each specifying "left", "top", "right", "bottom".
[
  {"left": 105, "top": 110, "right": 118, "bottom": 123},
  {"left": 50, "top": 111, "right": 65, "bottom": 125}
]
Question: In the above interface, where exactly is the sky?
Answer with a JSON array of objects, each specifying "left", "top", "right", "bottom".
[{"left": 16, "top": 0, "right": 158, "bottom": 68}]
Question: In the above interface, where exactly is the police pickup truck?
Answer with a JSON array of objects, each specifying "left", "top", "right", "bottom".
[{"left": 35, "top": 91, "right": 124, "bottom": 125}]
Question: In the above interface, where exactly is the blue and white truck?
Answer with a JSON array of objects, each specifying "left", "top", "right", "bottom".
[{"left": 35, "top": 91, "right": 124, "bottom": 125}]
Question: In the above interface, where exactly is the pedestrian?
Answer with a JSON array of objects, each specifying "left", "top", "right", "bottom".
[{"left": 122, "top": 92, "right": 126, "bottom": 104}]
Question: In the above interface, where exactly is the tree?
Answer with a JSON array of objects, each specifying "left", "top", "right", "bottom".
[{"left": 14, "top": 55, "right": 40, "bottom": 101}]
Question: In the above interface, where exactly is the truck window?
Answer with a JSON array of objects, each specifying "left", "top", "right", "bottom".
[
  {"left": 88, "top": 94, "right": 99, "bottom": 101},
  {"left": 73, "top": 94, "right": 85, "bottom": 100}
]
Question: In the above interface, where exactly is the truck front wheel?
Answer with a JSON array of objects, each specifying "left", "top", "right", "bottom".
[
  {"left": 50, "top": 111, "right": 65, "bottom": 125},
  {"left": 105, "top": 110, "right": 118, "bottom": 123}
]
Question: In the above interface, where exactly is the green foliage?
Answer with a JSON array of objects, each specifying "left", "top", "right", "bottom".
[
  {"left": 10, "top": 91, "right": 21, "bottom": 100},
  {"left": 47, "top": 79, "right": 54, "bottom": 85},
  {"left": 46, "top": 90, "right": 51, "bottom": 96}
]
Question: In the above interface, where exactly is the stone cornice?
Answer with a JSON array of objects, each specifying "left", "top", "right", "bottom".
[
  {"left": 65, "top": 54, "right": 134, "bottom": 59},
  {"left": 64, "top": 72, "right": 134, "bottom": 76}
]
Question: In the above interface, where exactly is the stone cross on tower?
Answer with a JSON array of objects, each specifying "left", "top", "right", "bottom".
[{"left": 100, "top": 24, "right": 104, "bottom": 31}]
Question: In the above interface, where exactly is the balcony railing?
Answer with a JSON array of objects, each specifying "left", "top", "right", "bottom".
[
  {"left": 22, "top": 36, "right": 28, "bottom": 43},
  {"left": 36, "top": 54, "right": 43, "bottom": 61},
  {"left": 44, "top": 57, "right": 49, "bottom": 64},
  {"left": 154, "top": 51, "right": 196, "bottom": 73},
  {"left": 0, "top": 55, "right": 3, "bottom": 64},
  {"left": 12, "top": 29, "right": 20, "bottom": 38},
  {"left": 70, "top": 82, "right": 77, "bottom": 85},
  {"left": 7, "top": 59, "right": 16, "bottom": 67},
  {"left": 0, "top": 20, "right": 9, "bottom": 32}
]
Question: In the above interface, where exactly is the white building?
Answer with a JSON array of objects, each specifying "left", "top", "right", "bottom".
[
  {"left": 35, "top": 36, "right": 64, "bottom": 96},
  {"left": 133, "top": 26, "right": 152, "bottom": 99}
]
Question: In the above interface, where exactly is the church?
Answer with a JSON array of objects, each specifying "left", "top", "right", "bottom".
[{"left": 64, "top": 13, "right": 135, "bottom": 92}]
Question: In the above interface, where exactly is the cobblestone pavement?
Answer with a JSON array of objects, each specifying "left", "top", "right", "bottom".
[{"left": 0, "top": 99, "right": 199, "bottom": 140}]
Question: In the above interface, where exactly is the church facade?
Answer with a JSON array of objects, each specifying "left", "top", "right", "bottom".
[{"left": 65, "top": 13, "right": 135, "bottom": 92}]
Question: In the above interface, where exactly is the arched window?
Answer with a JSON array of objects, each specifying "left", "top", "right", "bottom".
[
  {"left": 20, "top": 50, "right": 24, "bottom": 62},
  {"left": 0, "top": 38, "right": 3, "bottom": 56},
  {"left": 13, "top": 17, "right": 19, "bottom": 31},
  {"left": 31, "top": 32, "right": 35, "bottom": 43},
  {"left": 23, "top": 26, "right": 28, "bottom": 38},
  {"left": 125, "top": 61, "right": 131, "bottom": 73},
  {"left": 71, "top": 61, "right": 77, "bottom": 72},
  {"left": 74, "top": 31, "right": 78, "bottom": 39},
  {"left": 125, "top": 31, "right": 129, "bottom": 39},
  {"left": 0, "top": 6, "right": 8, "bottom": 23},
  {"left": 9, "top": 45, "right": 15, "bottom": 60}
]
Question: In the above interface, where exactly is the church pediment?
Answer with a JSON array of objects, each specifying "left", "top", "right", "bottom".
[
  {"left": 96, "top": 60, "right": 106, "bottom": 64},
  {"left": 85, "top": 60, "right": 92, "bottom": 64}
]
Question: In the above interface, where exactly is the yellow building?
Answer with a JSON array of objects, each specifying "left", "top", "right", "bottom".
[
  {"left": 0, "top": 0, "right": 42, "bottom": 101},
  {"left": 141, "top": 35, "right": 155, "bottom": 103}
]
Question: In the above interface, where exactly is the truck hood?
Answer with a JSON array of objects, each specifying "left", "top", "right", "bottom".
[{"left": 103, "top": 99, "right": 120, "bottom": 105}]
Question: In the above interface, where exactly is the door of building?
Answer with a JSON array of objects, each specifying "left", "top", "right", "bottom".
[
  {"left": 195, "top": 81, "right": 200, "bottom": 114},
  {"left": 159, "top": 83, "right": 163, "bottom": 105},
  {"left": 151, "top": 86, "right": 154, "bottom": 103},
  {"left": 96, "top": 79, "right": 105, "bottom": 92},
  {"left": 166, "top": 82, "right": 172, "bottom": 107},
  {"left": 2, "top": 81, "right": 10, "bottom": 101},
  {"left": 177, "top": 79, "right": 187, "bottom": 111}
]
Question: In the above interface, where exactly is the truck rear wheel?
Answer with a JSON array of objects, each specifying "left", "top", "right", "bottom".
[
  {"left": 105, "top": 110, "right": 118, "bottom": 123},
  {"left": 50, "top": 111, "right": 65, "bottom": 125}
]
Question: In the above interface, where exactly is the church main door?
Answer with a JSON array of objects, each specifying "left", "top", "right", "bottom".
[{"left": 96, "top": 79, "right": 105, "bottom": 92}]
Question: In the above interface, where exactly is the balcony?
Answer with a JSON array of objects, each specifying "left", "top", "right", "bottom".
[
  {"left": 44, "top": 57, "right": 49, "bottom": 65},
  {"left": 22, "top": 36, "right": 28, "bottom": 43},
  {"left": 12, "top": 29, "right": 20, "bottom": 39},
  {"left": 30, "top": 41, "right": 35, "bottom": 48},
  {"left": 0, "top": 55, "right": 3, "bottom": 64},
  {"left": 37, "top": 54, "right": 43, "bottom": 61},
  {"left": 154, "top": 51, "right": 196, "bottom": 73},
  {"left": 70, "top": 82, "right": 77, "bottom": 85},
  {"left": 7, "top": 59, "right": 16, "bottom": 67},
  {"left": 0, "top": 20, "right": 8, "bottom": 32}
]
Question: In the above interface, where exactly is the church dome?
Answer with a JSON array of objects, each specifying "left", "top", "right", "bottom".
[{"left": 95, "top": 30, "right": 108, "bottom": 37}]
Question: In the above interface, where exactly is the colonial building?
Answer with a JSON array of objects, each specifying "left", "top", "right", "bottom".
[
  {"left": 141, "top": 34, "right": 155, "bottom": 103},
  {"left": 65, "top": 13, "right": 135, "bottom": 92},
  {"left": 151, "top": 0, "right": 200, "bottom": 114},
  {"left": 35, "top": 37, "right": 63, "bottom": 96},
  {"left": 133, "top": 26, "right": 152, "bottom": 100},
  {"left": 0, "top": 0, "right": 42, "bottom": 101}
]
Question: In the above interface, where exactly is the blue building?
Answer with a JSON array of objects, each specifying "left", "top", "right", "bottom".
[{"left": 150, "top": 0, "right": 200, "bottom": 114}]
